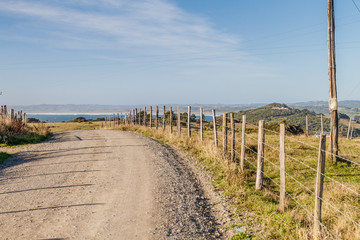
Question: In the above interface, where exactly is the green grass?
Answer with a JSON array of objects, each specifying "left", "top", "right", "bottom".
[
  {"left": 0, "top": 152, "right": 11, "bottom": 164},
  {"left": 3, "top": 132, "right": 50, "bottom": 146},
  {"left": 0, "top": 122, "right": 52, "bottom": 148}
]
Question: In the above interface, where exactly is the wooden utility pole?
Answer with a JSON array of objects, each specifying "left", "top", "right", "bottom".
[{"left": 328, "top": 0, "right": 339, "bottom": 161}]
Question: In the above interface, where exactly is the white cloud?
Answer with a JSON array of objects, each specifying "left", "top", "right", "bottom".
[{"left": 0, "top": 0, "right": 238, "bottom": 52}]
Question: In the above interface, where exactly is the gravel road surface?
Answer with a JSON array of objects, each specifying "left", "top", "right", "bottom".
[{"left": 0, "top": 130, "right": 224, "bottom": 239}]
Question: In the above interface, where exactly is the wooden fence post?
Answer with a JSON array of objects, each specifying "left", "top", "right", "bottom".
[
  {"left": 347, "top": 118, "right": 352, "bottom": 139},
  {"left": 256, "top": 120, "right": 265, "bottom": 190},
  {"left": 279, "top": 123, "right": 286, "bottom": 212},
  {"left": 10, "top": 109, "right": 14, "bottom": 120},
  {"left": 305, "top": 115, "right": 309, "bottom": 137},
  {"left": 177, "top": 106, "right": 181, "bottom": 135},
  {"left": 351, "top": 125, "right": 354, "bottom": 139},
  {"left": 200, "top": 107, "right": 203, "bottom": 141},
  {"left": 230, "top": 112, "right": 235, "bottom": 162},
  {"left": 138, "top": 109, "right": 141, "bottom": 125},
  {"left": 223, "top": 113, "right": 227, "bottom": 153},
  {"left": 144, "top": 107, "right": 147, "bottom": 126},
  {"left": 117, "top": 113, "right": 120, "bottom": 126},
  {"left": 113, "top": 113, "right": 116, "bottom": 127},
  {"left": 187, "top": 106, "right": 191, "bottom": 137},
  {"left": 150, "top": 106, "right": 152, "bottom": 128},
  {"left": 130, "top": 110, "right": 133, "bottom": 125},
  {"left": 135, "top": 108, "right": 138, "bottom": 125},
  {"left": 314, "top": 134, "right": 326, "bottom": 240},
  {"left": 23, "top": 113, "right": 27, "bottom": 125},
  {"left": 156, "top": 106, "right": 159, "bottom": 130},
  {"left": 240, "top": 115, "right": 246, "bottom": 171},
  {"left": 169, "top": 106, "right": 173, "bottom": 133},
  {"left": 212, "top": 109, "right": 218, "bottom": 148},
  {"left": 163, "top": 105, "right": 166, "bottom": 130},
  {"left": 320, "top": 114, "right": 324, "bottom": 133}
]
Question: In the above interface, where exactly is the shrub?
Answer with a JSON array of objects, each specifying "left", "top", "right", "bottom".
[{"left": 0, "top": 117, "right": 50, "bottom": 145}]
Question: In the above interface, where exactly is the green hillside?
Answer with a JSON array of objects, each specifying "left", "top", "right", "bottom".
[{"left": 233, "top": 103, "right": 343, "bottom": 135}]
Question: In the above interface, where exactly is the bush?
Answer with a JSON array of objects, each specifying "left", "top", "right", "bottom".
[{"left": 0, "top": 117, "right": 50, "bottom": 145}]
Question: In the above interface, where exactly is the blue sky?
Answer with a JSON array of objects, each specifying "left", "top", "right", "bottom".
[{"left": 0, "top": 0, "right": 359, "bottom": 105}]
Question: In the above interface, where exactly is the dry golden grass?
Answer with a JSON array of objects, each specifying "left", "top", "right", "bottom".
[
  {"left": 108, "top": 122, "right": 360, "bottom": 240},
  {"left": 36, "top": 121, "right": 103, "bottom": 132}
]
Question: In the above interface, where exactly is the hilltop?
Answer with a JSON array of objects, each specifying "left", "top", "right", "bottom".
[{"left": 234, "top": 103, "right": 335, "bottom": 135}]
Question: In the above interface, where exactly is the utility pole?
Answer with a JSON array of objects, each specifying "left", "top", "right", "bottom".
[{"left": 328, "top": 0, "right": 339, "bottom": 162}]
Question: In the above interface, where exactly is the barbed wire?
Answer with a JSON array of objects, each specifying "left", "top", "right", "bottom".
[
  {"left": 238, "top": 130, "right": 360, "bottom": 197},
  {"left": 241, "top": 144, "right": 360, "bottom": 229},
  {"left": 130, "top": 114, "right": 360, "bottom": 209},
  {"left": 238, "top": 151, "right": 341, "bottom": 239}
]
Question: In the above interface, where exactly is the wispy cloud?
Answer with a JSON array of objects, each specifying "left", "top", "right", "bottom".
[{"left": 0, "top": 0, "right": 238, "bottom": 52}]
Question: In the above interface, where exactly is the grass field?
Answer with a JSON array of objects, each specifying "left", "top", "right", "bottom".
[{"left": 34, "top": 121, "right": 103, "bottom": 132}]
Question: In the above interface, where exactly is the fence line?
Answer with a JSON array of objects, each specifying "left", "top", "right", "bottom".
[{"left": 106, "top": 106, "right": 360, "bottom": 239}]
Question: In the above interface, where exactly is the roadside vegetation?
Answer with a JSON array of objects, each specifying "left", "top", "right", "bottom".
[
  {"left": 0, "top": 118, "right": 50, "bottom": 147},
  {"left": 0, "top": 152, "right": 11, "bottom": 164},
  {"left": 110, "top": 121, "right": 360, "bottom": 240},
  {"left": 0, "top": 116, "right": 51, "bottom": 163}
]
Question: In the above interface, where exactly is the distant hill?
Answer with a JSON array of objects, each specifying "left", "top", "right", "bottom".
[
  {"left": 289, "top": 100, "right": 360, "bottom": 117},
  {"left": 9, "top": 104, "right": 131, "bottom": 113},
  {"left": 8, "top": 103, "right": 265, "bottom": 114},
  {"left": 233, "top": 103, "right": 351, "bottom": 136}
]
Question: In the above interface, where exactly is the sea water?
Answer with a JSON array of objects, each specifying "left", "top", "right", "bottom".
[{"left": 27, "top": 114, "right": 214, "bottom": 123}]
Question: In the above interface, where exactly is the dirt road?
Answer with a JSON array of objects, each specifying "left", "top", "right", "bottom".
[{"left": 0, "top": 130, "right": 222, "bottom": 239}]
